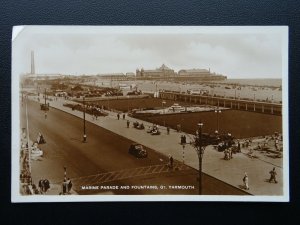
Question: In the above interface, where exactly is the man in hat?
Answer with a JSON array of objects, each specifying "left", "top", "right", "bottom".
[
  {"left": 168, "top": 154, "right": 173, "bottom": 169},
  {"left": 127, "top": 120, "right": 130, "bottom": 128},
  {"left": 243, "top": 172, "right": 249, "bottom": 190},
  {"left": 269, "top": 167, "right": 278, "bottom": 183}
]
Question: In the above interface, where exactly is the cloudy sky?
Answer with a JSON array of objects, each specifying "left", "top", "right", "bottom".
[{"left": 12, "top": 26, "right": 287, "bottom": 78}]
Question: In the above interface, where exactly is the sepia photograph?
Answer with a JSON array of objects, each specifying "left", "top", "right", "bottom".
[{"left": 11, "top": 26, "right": 289, "bottom": 202}]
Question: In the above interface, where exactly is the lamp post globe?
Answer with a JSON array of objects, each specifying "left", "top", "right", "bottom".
[
  {"left": 214, "top": 109, "right": 221, "bottom": 133},
  {"left": 162, "top": 100, "right": 166, "bottom": 114}
]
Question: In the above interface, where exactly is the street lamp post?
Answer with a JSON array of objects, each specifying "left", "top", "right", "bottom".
[
  {"left": 162, "top": 100, "right": 166, "bottom": 126},
  {"left": 162, "top": 100, "right": 166, "bottom": 108},
  {"left": 44, "top": 88, "right": 47, "bottom": 106},
  {"left": 127, "top": 95, "right": 130, "bottom": 112},
  {"left": 83, "top": 96, "right": 87, "bottom": 143},
  {"left": 178, "top": 122, "right": 205, "bottom": 194},
  {"left": 196, "top": 122, "right": 204, "bottom": 195},
  {"left": 162, "top": 100, "right": 166, "bottom": 114},
  {"left": 182, "top": 144, "right": 185, "bottom": 164},
  {"left": 214, "top": 109, "right": 221, "bottom": 133},
  {"left": 107, "top": 97, "right": 110, "bottom": 110},
  {"left": 64, "top": 166, "right": 67, "bottom": 180},
  {"left": 44, "top": 88, "right": 48, "bottom": 119}
]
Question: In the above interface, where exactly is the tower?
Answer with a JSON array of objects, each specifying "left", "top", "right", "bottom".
[{"left": 31, "top": 51, "right": 35, "bottom": 74}]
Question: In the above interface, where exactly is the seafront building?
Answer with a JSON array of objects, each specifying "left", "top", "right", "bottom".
[
  {"left": 135, "top": 64, "right": 226, "bottom": 81},
  {"left": 136, "top": 64, "right": 176, "bottom": 78}
]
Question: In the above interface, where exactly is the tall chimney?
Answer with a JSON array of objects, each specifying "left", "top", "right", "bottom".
[{"left": 31, "top": 51, "right": 35, "bottom": 74}]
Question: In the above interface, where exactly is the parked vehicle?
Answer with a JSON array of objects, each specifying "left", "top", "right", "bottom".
[
  {"left": 128, "top": 143, "right": 148, "bottom": 158},
  {"left": 40, "top": 103, "right": 49, "bottom": 111},
  {"left": 133, "top": 121, "right": 145, "bottom": 130},
  {"left": 194, "top": 133, "right": 234, "bottom": 148}
]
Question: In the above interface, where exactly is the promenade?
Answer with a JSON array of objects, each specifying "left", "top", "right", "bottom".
[{"left": 30, "top": 96, "right": 284, "bottom": 196}]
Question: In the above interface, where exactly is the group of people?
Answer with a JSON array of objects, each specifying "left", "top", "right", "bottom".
[
  {"left": 60, "top": 178, "right": 73, "bottom": 195},
  {"left": 20, "top": 132, "right": 34, "bottom": 195},
  {"left": 128, "top": 117, "right": 171, "bottom": 136},
  {"left": 117, "top": 113, "right": 126, "bottom": 120},
  {"left": 243, "top": 133, "right": 282, "bottom": 153},
  {"left": 242, "top": 167, "right": 278, "bottom": 191},
  {"left": 147, "top": 124, "right": 160, "bottom": 135},
  {"left": 38, "top": 178, "right": 51, "bottom": 194},
  {"left": 180, "top": 135, "right": 187, "bottom": 144},
  {"left": 20, "top": 170, "right": 32, "bottom": 184},
  {"left": 21, "top": 178, "right": 51, "bottom": 195},
  {"left": 37, "top": 132, "right": 46, "bottom": 144},
  {"left": 91, "top": 114, "right": 98, "bottom": 120},
  {"left": 223, "top": 148, "right": 233, "bottom": 160},
  {"left": 133, "top": 121, "right": 145, "bottom": 129}
]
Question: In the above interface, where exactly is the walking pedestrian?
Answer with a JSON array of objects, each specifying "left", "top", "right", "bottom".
[
  {"left": 32, "top": 184, "right": 39, "bottom": 194},
  {"left": 123, "top": 113, "right": 125, "bottom": 120},
  {"left": 43, "top": 179, "right": 50, "bottom": 193},
  {"left": 38, "top": 179, "right": 44, "bottom": 193},
  {"left": 67, "top": 178, "right": 72, "bottom": 193},
  {"left": 168, "top": 154, "right": 174, "bottom": 168},
  {"left": 180, "top": 135, "right": 186, "bottom": 144},
  {"left": 62, "top": 178, "right": 68, "bottom": 195},
  {"left": 167, "top": 126, "right": 170, "bottom": 135},
  {"left": 269, "top": 167, "right": 278, "bottom": 183},
  {"left": 243, "top": 172, "right": 249, "bottom": 190},
  {"left": 275, "top": 139, "right": 279, "bottom": 151},
  {"left": 237, "top": 141, "right": 241, "bottom": 152},
  {"left": 117, "top": 113, "right": 120, "bottom": 120},
  {"left": 44, "top": 112, "right": 47, "bottom": 119},
  {"left": 229, "top": 148, "right": 233, "bottom": 159},
  {"left": 127, "top": 120, "right": 130, "bottom": 128},
  {"left": 224, "top": 149, "right": 229, "bottom": 160}
]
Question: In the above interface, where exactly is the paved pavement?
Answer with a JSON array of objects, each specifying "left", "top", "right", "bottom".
[{"left": 31, "top": 96, "right": 284, "bottom": 196}]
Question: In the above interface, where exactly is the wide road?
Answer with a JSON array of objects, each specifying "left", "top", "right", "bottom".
[{"left": 21, "top": 99, "right": 248, "bottom": 195}]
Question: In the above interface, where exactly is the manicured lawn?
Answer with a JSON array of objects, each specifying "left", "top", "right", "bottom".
[{"left": 90, "top": 98, "right": 282, "bottom": 138}]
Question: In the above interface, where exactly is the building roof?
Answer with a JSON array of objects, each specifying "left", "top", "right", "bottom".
[
  {"left": 179, "top": 69, "right": 210, "bottom": 73},
  {"left": 157, "top": 64, "right": 173, "bottom": 70},
  {"left": 144, "top": 70, "right": 163, "bottom": 73}
]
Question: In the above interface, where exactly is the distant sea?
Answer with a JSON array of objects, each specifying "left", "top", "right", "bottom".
[{"left": 217, "top": 79, "right": 282, "bottom": 87}]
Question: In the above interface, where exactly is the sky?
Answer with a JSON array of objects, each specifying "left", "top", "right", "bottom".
[{"left": 12, "top": 26, "right": 288, "bottom": 79}]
